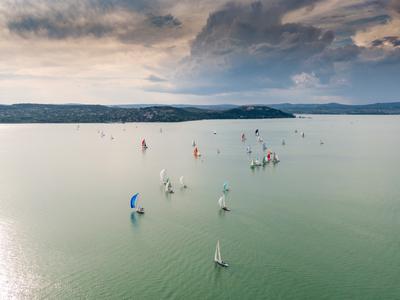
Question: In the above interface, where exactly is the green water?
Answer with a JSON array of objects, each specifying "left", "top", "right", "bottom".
[{"left": 1, "top": 116, "right": 400, "bottom": 299}]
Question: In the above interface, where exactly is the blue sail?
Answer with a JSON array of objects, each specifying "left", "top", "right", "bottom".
[{"left": 130, "top": 193, "right": 139, "bottom": 208}]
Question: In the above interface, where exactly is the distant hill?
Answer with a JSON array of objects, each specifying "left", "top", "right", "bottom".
[
  {"left": 113, "top": 104, "right": 238, "bottom": 110},
  {"left": 0, "top": 104, "right": 293, "bottom": 123},
  {"left": 269, "top": 102, "right": 400, "bottom": 114}
]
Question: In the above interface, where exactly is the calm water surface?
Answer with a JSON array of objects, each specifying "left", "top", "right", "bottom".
[{"left": 1, "top": 116, "right": 400, "bottom": 299}]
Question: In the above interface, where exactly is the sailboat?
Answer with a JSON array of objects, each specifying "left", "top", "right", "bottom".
[
  {"left": 165, "top": 180, "right": 174, "bottom": 193},
  {"left": 282, "top": 139, "right": 286, "bottom": 145},
  {"left": 250, "top": 159, "right": 262, "bottom": 168},
  {"left": 241, "top": 133, "right": 246, "bottom": 141},
  {"left": 246, "top": 146, "right": 252, "bottom": 154},
  {"left": 218, "top": 195, "right": 230, "bottom": 211},
  {"left": 192, "top": 140, "right": 196, "bottom": 147},
  {"left": 223, "top": 181, "right": 229, "bottom": 192},
  {"left": 130, "top": 193, "right": 144, "bottom": 214},
  {"left": 179, "top": 176, "right": 187, "bottom": 188},
  {"left": 301, "top": 132, "right": 305, "bottom": 138},
  {"left": 320, "top": 140, "right": 324, "bottom": 145},
  {"left": 214, "top": 240, "right": 229, "bottom": 267},
  {"left": 272, "top": 152, "right": 280, "bottom": 164},
  {"left": 194, "top": 147, "right": 201, "bottom": 157},
  {"left": 250, "top": 159, "right": 256, "bottom": 168},
  {"left": 141, "top": 138, "right": 148, "bottom": 149}
]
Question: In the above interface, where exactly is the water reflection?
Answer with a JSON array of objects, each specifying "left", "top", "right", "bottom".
[{"left": 130, "top": 212, "right": 139, "bottom": 227}]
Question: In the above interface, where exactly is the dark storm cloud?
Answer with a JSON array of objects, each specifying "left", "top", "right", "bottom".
[
  {"left": 5, "top": 0, "right": 182, "bottom": 44},
  {"left": 372, "top": 36, "right": 400, "bottom": 47},
  {"left": 191, "top": 0, "right": 330, "bottom": 59},
  {"left": 148, "top": 14, "right": 181, "bottom": 27},
  {"left": 186, "top": 1, "right": 341, "bottom": 93}
]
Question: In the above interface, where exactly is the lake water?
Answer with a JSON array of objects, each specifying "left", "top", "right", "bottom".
[{"left": 1, "top": 115, "right": 400, "bottom": 299}]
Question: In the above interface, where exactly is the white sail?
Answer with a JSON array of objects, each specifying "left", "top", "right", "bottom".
[
  {"left": 165, "top": 182, "right": 169, "bottom": 192},
  {"left": 215, "top": 240, "right": 222, "bottom": 262},
  {"left": 218, "top": 196, "right": 224, "bottom": 208},
  {"left": 179, "top": 176, "right": 187, "bottom": 188},
  {"left": 214, "top": 241, "right": 219, "bottom": 262},
  {"left": 160, "top": 169, "right": 167, "bottom": 183}
]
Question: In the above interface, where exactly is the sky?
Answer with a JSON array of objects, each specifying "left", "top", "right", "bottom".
[{"left": 0, "top": 0, "right": 400, "bottom": 105}]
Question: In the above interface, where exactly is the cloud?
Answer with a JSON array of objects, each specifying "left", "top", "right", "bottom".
[
  {"left": 148, "top": 14, "right": 182, "bottom": 27},
  {"left": 173, "top": 1, "right": 337, "bottom": 94},
  {"left": 146, "top": 74, "right": 167, "bottom": 82},
  {"left": 371, "top": 36, "right": 400, "bottom": 47},
  {"left": 1, "top": 0, "right": 400, "bottom": 104},
  {"left": 4, "top": 0, "right": 183, "bottom": 45},
  {"left": 292, "top": 72, "right": 320, "bottom": 88}
]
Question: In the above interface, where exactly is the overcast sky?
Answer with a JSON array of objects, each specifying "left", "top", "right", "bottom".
[{"left": 1, "top": 0, "right": 400, "bottom": 104}]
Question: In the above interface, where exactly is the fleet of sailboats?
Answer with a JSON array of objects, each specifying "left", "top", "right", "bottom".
[{"left": 121, "top": 126, "right": 324, "bottom": 270}]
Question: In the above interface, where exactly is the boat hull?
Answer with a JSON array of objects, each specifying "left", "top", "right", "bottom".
[{"left": 215, "top": 261, "right": 229, "bottom": 267}]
